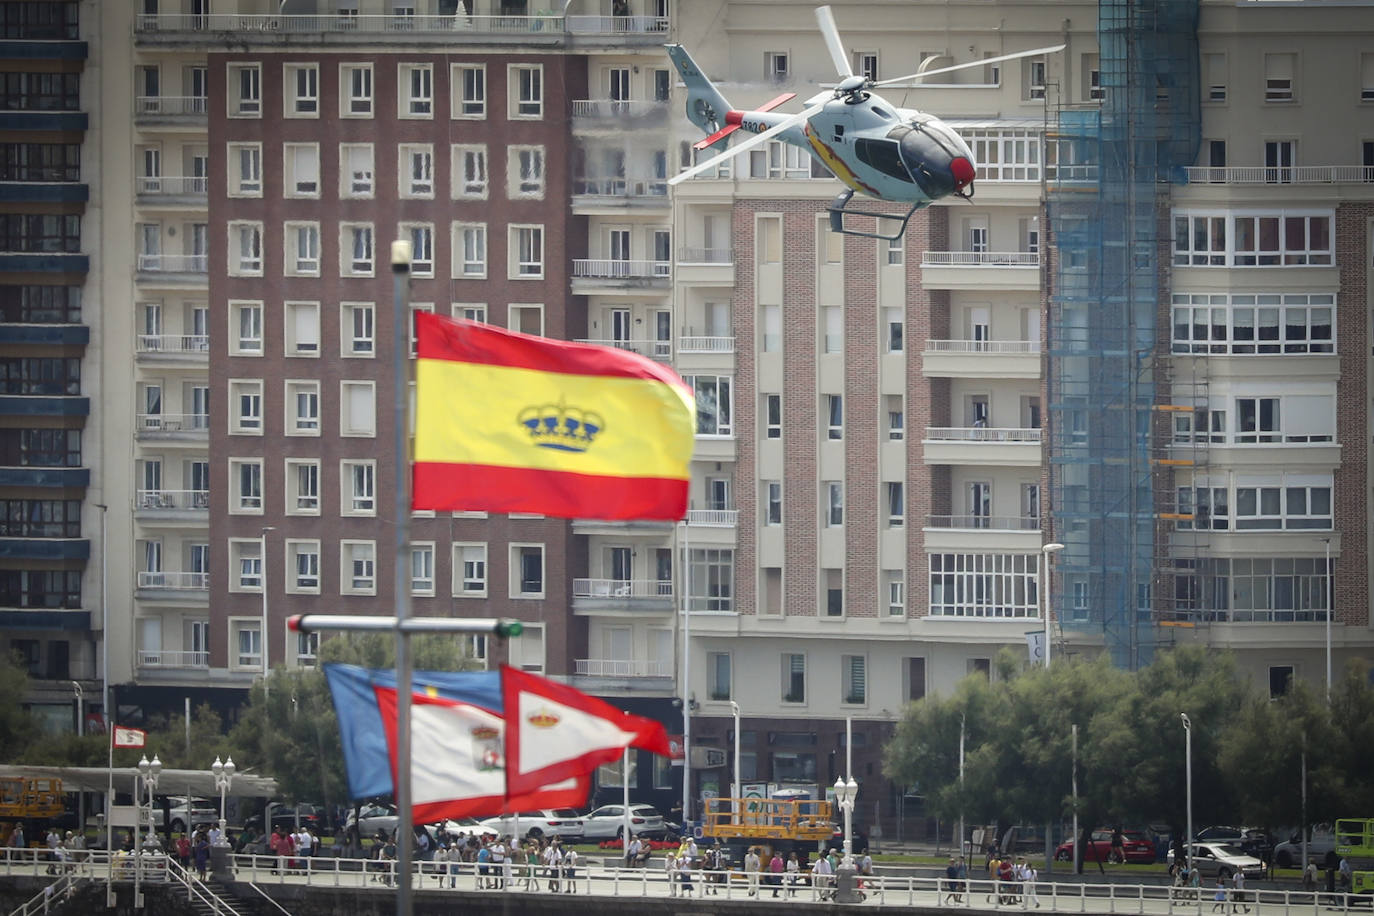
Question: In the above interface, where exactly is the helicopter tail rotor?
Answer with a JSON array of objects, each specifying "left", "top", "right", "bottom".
[{"left": 667, "top": 44, "right": 733, "bottom": 138}]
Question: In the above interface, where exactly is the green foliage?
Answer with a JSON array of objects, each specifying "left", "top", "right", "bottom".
[{"left": 0, "top": 653, "right": 38, "bottom": 757}]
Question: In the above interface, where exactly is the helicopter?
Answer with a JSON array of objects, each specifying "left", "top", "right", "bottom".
[{"left": 666, "top": 6, "right": 1064, "bottom": 240}]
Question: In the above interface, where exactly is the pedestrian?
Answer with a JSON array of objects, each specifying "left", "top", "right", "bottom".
[
  {"left": 1024, "top": 857, "right": 1040, "bottom": 908},
  {"left": 745, "top": 845, "right": 761, "bottom": 896},
  {"left": 625, "top": 834, "right": 641, "bottom": 869},
  {"left": 1304, "top": 860, "right": 1318, "bottom": 891},
  {"left": 562, "top": 845, "right": 578, "bottom": 893},
  {"left": 770, "top": 849, "right": 785, "bottom": 897},
  {"left": 813, "top": 852, "right": 834, "bottom": 900},
  {"left": 1212, "top": 877, "right": 1228, "bottom": 913},
  {"left": 786, "top": 851, "right": 800, "bottom": 896},
  {"left": 297, "top": 825, "right": 314, "bottom": 861},
  {"left": 542, "top": 839, "right": 561, "bottom": 893},
  {"left": 176, "top": 833, "right": 191, "bottom": 871},
  {"left": 1232, "top": 869, "right": 1250, "bottom": 913},
  {"left": 1111, "top": 827, "right": 1126, "bottom": 864},
  {"left": 665, "top": 845, "right": 678, "bottom": 896},
  {"left": 192, "top": 830, "right": 211, "bottom": 880},
  {"left": 476, "top": 840, "right": 491, "bottom": 889},
  {"left": 945, "top": 856, "right": 961, "bottom": 904}
]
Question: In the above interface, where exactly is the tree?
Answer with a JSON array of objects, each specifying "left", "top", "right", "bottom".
[{"left": 0, "top": 652, "right": 38, "bottom": 757}]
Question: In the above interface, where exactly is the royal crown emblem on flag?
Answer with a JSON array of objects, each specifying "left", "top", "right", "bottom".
[
  {"left": 517, "top": 400, "right": 604, "bottom": 452},
  {"left": 526, "top": 707, "right": 561, "bottom": 728}
]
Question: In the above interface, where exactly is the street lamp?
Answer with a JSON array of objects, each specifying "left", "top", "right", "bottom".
[
  {"left": 728, "top": 700, "right": 740, "bottom": 814},
  {"left": 136, "top": 753, "right": 161, "bottom": 907},
  {"left": 1180, "top": 714, "right": 1192, "bottom": 877},
  {"left": 1041, "top": 543, "right": 1065, "bottom": 667},
  {"left": 212, "top": 756, "right": 235, "bottom": 845},
  {"left": 834, "top": 775, "right": 860, "bottom": 902}
]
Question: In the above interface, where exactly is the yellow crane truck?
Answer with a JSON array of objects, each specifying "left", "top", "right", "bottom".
[{"left": 0, "top": 777, "right": 66, "bottom": 846}]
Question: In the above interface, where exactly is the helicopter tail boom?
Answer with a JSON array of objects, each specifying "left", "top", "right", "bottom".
[{"left": 666, "top": 44, "right": 734, "bottom": 145}]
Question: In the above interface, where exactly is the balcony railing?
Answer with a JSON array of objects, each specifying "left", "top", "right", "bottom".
[
  {"left": 137, "top": 254, "right": 208, "bottom": 273},
  {"left": 925, "top": 339, "right": 1040, "bottom": 354},
  {"left": 571, "top": 99, "right": 669, "bottom": 118},
  {"left": 135, "top": 176, "right": 209, "bottom": 195},
  {"left": 135, "top": 13, "right": 668, "bottom": 36},
  {"left": 1182, "top": 165, "right": 1374, "bottom": 185},
  {"left": 574, "top": 658, "right": 672, "bottom": 678},
  {"left": 572, "top": 578, "right": 673, "bottom": 599},
  {"left": 137, "top": 571, "right": 209, "bottom": 590},
  {"left": 136, "top": 413, "right": 210, "bottom": 433},
  {"left": 134, "top": 96, "right": 208, "bottom": 117},
  {"left": 678, "top": 336, "right": 734, "bottom": 354},
  {"left": 136, "top": 489, "right": 210, "bottom": 511},
  {"left": 136, "top": 334, "right": 209, "bottom": 355},
  {"left": 572, "top": 178, "right": 668, "bottom": 198},
  {"left": 137, "top": 649, "right": 209, "bottom": 669},
  {"left": 575, "top": 338, "right": 671, "bottom": 360},
  {"left": 925, "top": 427, "right": 1042, "bottom": 443},
  {"left": 922, "top": 251, "right": 1040, "bottom": 267},
  {"left": 677, "top": 247, "right": 732, "bottom": 264},
  {"left": 686, "top": 509, "right": 737, "bottom": 527},
  {"left": 926, "top": 514, "right": 1041, "bottom": 531},
  {"left": 572, "top": 259, "right": 671, "bottom": 279}
]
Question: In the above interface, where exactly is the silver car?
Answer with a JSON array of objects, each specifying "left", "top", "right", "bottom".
[
  {"left": 1173, "top": 842, "right": 1266, "bottom": 880},
  {"left": 580, "top": 804, "right": 666, "bottom": 840}
]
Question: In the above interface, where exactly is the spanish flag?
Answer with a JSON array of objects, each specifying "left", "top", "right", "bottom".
[{"left": 412, "top": 312, "right": 695, "bottom": 520}]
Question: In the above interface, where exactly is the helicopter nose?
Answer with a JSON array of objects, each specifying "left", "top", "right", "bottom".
[
  {"left": 951, "top": 156, "right": 975, "bottom": 190},
  {"left": 898, "top": 128, "right": 968, "bottom": 201}
]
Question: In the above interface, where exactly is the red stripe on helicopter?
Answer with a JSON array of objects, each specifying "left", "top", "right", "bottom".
[{"left": 693, "top": 92, "right": 796, "bottom": 150}]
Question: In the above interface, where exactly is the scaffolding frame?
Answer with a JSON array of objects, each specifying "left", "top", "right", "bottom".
[{"left": 1047, "top": 0, "right": 1200, "bottom": 668}]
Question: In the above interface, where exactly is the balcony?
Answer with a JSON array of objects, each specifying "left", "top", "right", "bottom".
[
  {"left": 922, "top": 427, "right": 1042, "bottom": 466},
  {"left": 571, "top": 99, "right": 669, "bottom": 126},
  {"left": 926, "top": 514, "right": 1040, "bottom": 531},
  {"left": 677, "top": 336, "right": 734, "bottom": 355},
  {"left": 922, "top": 339, "right": 1040, "bottom": 379},
  {"left": 135, "top": 413, "right": 209, "bottom": 442},
  {"left": 137, "top": 649, "right": 209, "bottom": 670},
  {"left": 920, "top": 251, "right": 1040, "bottom": 292},
  {"left": 674, "top": 247, "right": 734, "bottom": 286},
  {"left": 575, "top": 338, "right": 671, "bottom": 361},
  {"left": 570, "top": 177, "right": 670, "bottom": 214},
  {"left": 135, "top": 488, "right": 210, "bottom": 517},
  {"left": 685, "top": 509, "right": 737, "bottom": 527},
  {"left": 1181, "top": 165, "right": 1374, "bottom": 185},
  {"left": 134, "top": 95, "right": 208, "bottom": 124},
  {"left": 135, "top": 175, "right": 208, "bottom": 204},
  {"left": 136, "top": 254, "right": 208, "bottom": 287},
  {"left": 571, "top": 259, "right": 671, "bottom": 294},
  {"left": 134, "top": 12, "right": 669, "bottom": 45},
  {"left": 135, "top": 334, "right": 210, "bottom": 362},
  {"left": 572, "top": 578, "right": 673, "bottom": 615},
  {"left": 137, "top": 571, "right": 209, "bottom": 595},
  {"left": 573, "top": 658, "right": 672, "bottom": 678}
]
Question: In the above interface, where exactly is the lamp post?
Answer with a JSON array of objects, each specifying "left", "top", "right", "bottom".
[
  {"left": 1322, "top": 537, "right": 1332, "bottom": 702},
  {"left": 1041, "top": 543, "right": 1065, "bottom": 667},
  {"left": 833, "top": 775, "right": 860, "bottom": 902},
  {"left": 212, "top": 756, "right": 235, "bottom": 845},
  {"left": 1180, "top": 713, "right": 1192, "bottom": 877},
  {"left": 728, "top": 700, "right": 740, "bottom": 814},
  {"left": 136, "top": 754, "right": 161, "bottom": 907},
  {"left": 260, "top": 526, "right": 275, "bottom": 689}
]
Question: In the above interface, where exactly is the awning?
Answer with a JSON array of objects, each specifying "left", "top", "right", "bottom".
[{"left": 0, "top": 764, "right": 278, "bottom": 798}]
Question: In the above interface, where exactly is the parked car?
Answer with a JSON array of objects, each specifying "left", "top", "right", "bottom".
[
  {"left": 1273, "top": 829, "right": 1337, "bottom": 867},
  {"left": 476, "top": 809, "right": 585, "bottom": 842},
  {"left": 1195, "top": 825, "right": 1274, "bottom": 862},
  {"left": 434, "top": 818, "right": 487, "bottom": 841},
  {"left": 148, "top": 797, "right": 219, "bottom": 834},
  {"left": 1055, "top": 829, "right": 1156, "bottom": 864},
  {"left": 247, "top": 803, "right": 329, "bottom": 835},
  {"left": 1167, "top": 842, "right": 1266, "bottom": 880},
  {"left": 343, "top": 804, "right": 399, "bottom": 838},
  {"left": 829, "top": 825, "right": 869, "bottom": 854},
  {"left": 580, "top": 804, "right": 666, "bottom": 840}
]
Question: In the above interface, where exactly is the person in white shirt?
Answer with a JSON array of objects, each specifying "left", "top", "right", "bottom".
[
  {"left": 745, "top": 846, "right": 761, "bottom": 896},
  {"left": 813, "top": 853, "right": 835, "bottom": 900},
  {"left": 665, "top": 848, "right": 679, "bottom": 896},
  {"left": 561, "top": 846, "right": 578, "bottom": 893},
  {"left": 625, "top": 835, "right": 641, "bottom": 868},
  {"left": 296, "top": 827, "right": 313, "bottom": 859}
]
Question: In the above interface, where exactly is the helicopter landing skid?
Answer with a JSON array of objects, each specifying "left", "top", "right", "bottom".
[{"left": 827, "top": 190, "right": 921, "bottom": 241}]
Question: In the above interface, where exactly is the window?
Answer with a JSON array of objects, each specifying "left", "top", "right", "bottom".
[
  {"left": 453, "top": 303, "right": 486, "bottom": 324},
  {"left": 765, "top": 52, "right": 789, "bottom": 83},
  {"left": 452, "top": 64, "right": 485, "bottom": 118},
  {"left": 229, "top": 458, "right": 262, "bottom": 512},
  {"left": 279, "top": 301, "right": 320, "bottom": 357},
  {"left": 286, "top": 380, "right": 321, "bottom": 435},
  {"left": 512, "top": 544, "right": 544, "bottom": 597},
  {"left": 687, "top": 547, "right": 733, "bottom": 611},
  {"left": 1173, "top": 210, "right": 1332, "bottom": 267},
  {"left": 1083, "top": 53, "right": 1103, "bottom": 101},
  {"left": 842, "top": 655, "right": 866, "bottom": 705},
  {"left": 887, "top": 573, "right": 906, "bottom": 617},
  {"left": 1171, "top": 293, "right": 1333, "bottom": 355},
  {"left": 454, "top": 222, "right": 486, "bottom": 278},
  {"left": 230, "top": 301, "right": 263, "bottom": 355},
  {"left": 1363, "top": 53, "right": 1374, "bottom": 102},
  {"left": 509, "top": 145, "right": 544, "bottom": 198},
  {"left": 854, "top": 51, "right": 879, "bottom": 81},
  {"left": 341, "top": 540, "right": 377, "bottom": 594},
  {"left": 886, "top": 481, "right": 904, "bottom": 527},
  {"left": 227, "top": 143, "right": 261, "bottom": 196},
  {"left": 400, "top": 63, "right": 433, "bottom": 117},
  {"left": 228, "top": 540, "right": 263, "bottom": 592},
  {"left": 707, "top": 652, "right": 731, "bottom": 701},
  {"left": 228, "top": 63, "right": 261, "bottom": 117},
  {"left": 824, "top": 481, "right": 843, "bottom": 527},
  {"left": 285, "top": 223, "right": 321, "bottom": 276},
  {"left": 822, "top": 306, "right": 843, "bottom": 353},
  {"left": 453, "top": 543, "right": 487, "bottom": 596},
  {"left": 1171, "top": 556, "right": 1330, "bottom": 622},
  {"left": 288, "top": 540, "right": 321, "bottom": 592},
  {"left": 284, "top": 143, "right": 320, "bottom": 197},
  {"left": 229, "top": 379, "right": 262, "bottom": 434},
  {"left": 341, "top": 63, "right": 373, "bottom": 117},
  {"left": 228, "top": 222, "right": 262, "bottom": 276},
  {"left": 285, "top": 459, "right": 319, "bottom": 514},
  {"left": 887, "top": 395, "right": 905, "bottom": 441},
  {"left": 761, "top": 305, "right": 781, "bottom": 352},
  {"left": 764, "top": 481, "right": 782, "bottom": 526},
  {"left": 340, "top": 144, "right": 373, "bottom": 198},
  {"left": 822, "top": 567, "right": 843, "bottom": 616},
  {"left": 1235, "top": 397, "right": 1281, "bottom": 443},
  {"left": 1203, "top": 52, "right": 1227, "bottom": 102},
  {"left": 295, "top": 630, "right": 320, "bottom": 667},
  {"left": 687, "top": 375, "right": 732, "bottom": 436},
  {"left": 1264, "top": 52, "right": 1296, "bottom": 102},
  {"left": 510, "top": 225, "right": 543, "bottom": 278},
  {"left": 781, "top": 653, "right": 805, "bottom": 703},
  {"left": 1025, "top": 57, "right": 1047, "bottom": 100},
  {"left": 825, "top": 394, "right": 843, "bottom": 440},
  {"left": 764, "top": 394, "right": 781, "bottom": 439},
  {"left": 285, "top": 63, "right": 319, "bottom": 116},
  {"left": 394, "top": 144, "right": 434, "bottom": 198},
  {"left": 403, "top": 224, "right": 434, "bottom": 277},
  {"left": 929, "top": 553, "right": 1039, "bottom": 617},
  {"left": 341, "top": 223, "right": 374, "bottom": 276},
  {"left": 342, "top": 302, "right": 375, "bottom": 357},
  {"left": 509, "top": 304, "right": 543, "bottom": 336},
  {"left": 340, "top": 381, "right": 376, "bottom": 437},
  {"left": 510, "top": 64, "right": 542, "bottom": 118},
  {"left": 451, "top": 144, "right": 486, "bottom": 199},
  {"left": 232, "top": 621, "right": 262, "bottom": 668},
  {"left": 885, "top": 307, "right": 904, "bottom": 352},
  {"left": 410, "top": 542, "right": 435, "bottom": 596}
]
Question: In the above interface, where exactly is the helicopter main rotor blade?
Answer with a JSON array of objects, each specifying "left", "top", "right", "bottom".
[
  {"left": 668, "top": 101, "right": 827, "bottom": 186},
  {"left": 815, "top": 5, "right": 854, "bottom": 79},
  {"left": 873, "top": 44, "right": 1065, "bottom": 88}
]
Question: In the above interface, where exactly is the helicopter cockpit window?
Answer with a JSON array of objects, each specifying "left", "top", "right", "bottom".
[{"left": 854, "top": 137, "right": 914, "bottom": 183}]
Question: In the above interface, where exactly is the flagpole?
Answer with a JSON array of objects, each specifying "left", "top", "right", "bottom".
[
  {"left": 105, "top": 730, "right": 114, "bottom": 906},
  {"left": 680, "top": 518, "right": 691, "bottom": 830},
  {"left": 390, "top": 240, "right": 415, "bottom": 916}
]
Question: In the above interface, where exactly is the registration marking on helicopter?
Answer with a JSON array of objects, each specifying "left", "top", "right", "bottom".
[{"left": 803, "top": 125, "right": 881, "bottom": 198}]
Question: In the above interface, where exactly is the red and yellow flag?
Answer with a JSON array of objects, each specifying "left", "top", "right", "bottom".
[{"left": 412, "top": 312, "right": 695, "bottom": 520}]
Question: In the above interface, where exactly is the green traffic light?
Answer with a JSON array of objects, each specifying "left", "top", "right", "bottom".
[{"left": 497, "top": 621, "right": 523, "bottom": 638}]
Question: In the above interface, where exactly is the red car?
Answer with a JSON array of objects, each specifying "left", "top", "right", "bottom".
[{"left": 1054, "top": 829, "right": 1155, "bottom": 864}]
